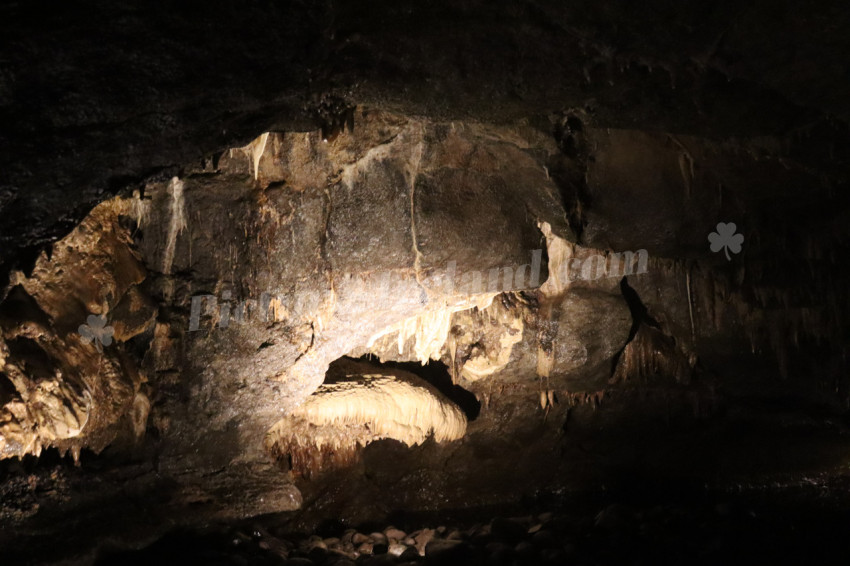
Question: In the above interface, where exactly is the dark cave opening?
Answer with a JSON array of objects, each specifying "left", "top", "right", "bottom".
[
  {"left": 3, "top": 337, "right": 58, "bottom": 383},
  {"left": 0, "top": 371, "right": 14, "bottom": 407},
  {"left": 617, "top": 276, "right": 661, "bottom": 342}
]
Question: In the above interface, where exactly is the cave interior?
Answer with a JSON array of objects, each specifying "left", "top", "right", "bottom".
[{"left": 2, "top": 1, "right": 850, "bottom": 565}]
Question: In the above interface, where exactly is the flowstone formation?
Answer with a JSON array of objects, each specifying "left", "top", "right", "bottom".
[
  {"left": 267, "top": 359, "right": 467, "bottom": 477},
  {"left": 0, "top": 202, "right": 152, "bottom": 462}
]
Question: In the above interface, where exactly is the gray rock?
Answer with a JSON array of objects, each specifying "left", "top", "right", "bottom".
[
  {"left": 385, "top": 527, "right": 407, "bottom": 541},
  {"left": 413, "top": 528, "right": 435, "bottom": 555}
]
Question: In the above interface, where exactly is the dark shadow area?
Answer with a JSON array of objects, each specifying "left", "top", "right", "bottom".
[
  {"left": 0, "top": 446, "right": 125, "bottom": 481},
  {"left": 0, "top": 448, "right": 71, "bottom": 480},
  {"left": 618, "top": 276, "right": 661, "bottom": 341},
  {"left": 0, "top": 285, "right": 52, "bottom": 329},
  {"left": 95, "top": 528, "right": 284, "bottom": 566},
  {"left": 92, "top": 485, "right": 850, "bottom": 566},
  {"left": 2, "top": 337, "right": 58, "bottom": 383},
  {"left": 609, "top": 276, "right": 665, "bottom": 377},
  {"left": 0, "top": 371, "right": 15, "bottom": 407}
]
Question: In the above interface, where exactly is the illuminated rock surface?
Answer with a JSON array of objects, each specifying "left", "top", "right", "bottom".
[{"left": 2, "top": 2, "right": 850, "bottom": 564}]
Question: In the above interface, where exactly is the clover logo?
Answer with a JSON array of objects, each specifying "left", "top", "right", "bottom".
[
  {"left": 708, "top": 222, "right": 744, "bottom": 260},
  {"left": 78, "top": 313, "right": 114, "bottom": 352}
]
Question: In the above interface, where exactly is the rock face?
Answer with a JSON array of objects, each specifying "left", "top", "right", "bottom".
[
  {"left": 0, "top": 202, "right": 151, "bottom": 461},
  {"left": 132, "top": 109, "right": 575, "bottom": 468},
  {"left": 0, "top": 108, "right": 636, "bottom": 542},
  {"left": 2, "top": 98, "right": 850, "bottom": 561},
  {"left": 1, "top": 3, "right": 850, "bottom": 564}
]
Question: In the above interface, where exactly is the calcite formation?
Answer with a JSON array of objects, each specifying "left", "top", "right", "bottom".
[
  {"left": 267, "top": 361, "right": 467, "bottom": 477},
  {"left": 0, "top": 202, "right": 153, "bottom": 461}
]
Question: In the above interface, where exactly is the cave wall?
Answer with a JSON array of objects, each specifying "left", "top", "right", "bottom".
[
  {"left": 2, "top": 1, "right": 850, "bottom": 563},
  {"left": 2, "top": 103, "right": 848, "bottom": 517}
]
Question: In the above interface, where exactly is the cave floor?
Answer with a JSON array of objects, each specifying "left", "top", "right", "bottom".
[{"left": 87, "top": 483, "right": 850, "bottom": 566}]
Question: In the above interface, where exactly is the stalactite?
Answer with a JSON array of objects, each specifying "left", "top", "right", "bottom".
[
  {"left": 537, "top": 221, "right": 574, "bottom": 299},
  {"left": 536, "top": 344, "right": 554, "bottom": 378},
  {"left": 266, "top": 372, "right": 467, "bottom": 478},
  {"left": 560, "top": 389, "right": 607, "bottom": 409},
  {"left": 612, "top": 325, "right": 694, "bottom": 384},
  {"left": 161, "top": 176, "right": 187, "bottom": 303},
  {"left": 232, "top": 132, "right": 271, "bottom": 181},
  {"left": 129, "top": 189, "right": 150, "bottom": 230},
  {"left": 367, "top": 295, "right": 497, "bottom": 365},
  {"left": 686, "top": 267, "right": 695, "bottom": 342}
]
